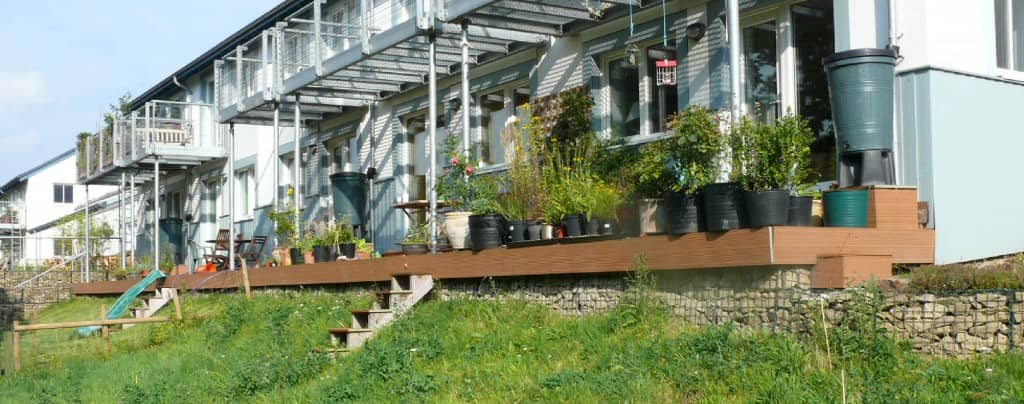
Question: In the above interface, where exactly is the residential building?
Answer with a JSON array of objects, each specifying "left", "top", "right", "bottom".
[
  {"left": 0, "top": 149, "right": 119, "bottom": 268},
  {"left": 69, "top": 0, "right": 1024, "bottom": 268}
]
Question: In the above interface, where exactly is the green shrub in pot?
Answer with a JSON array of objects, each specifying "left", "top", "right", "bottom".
[
  {"left": 733, "top": 114, "right": 814, "bottom": 227},
  {"left": 664, "top": 106, "right": 727, "bottom": 233}
]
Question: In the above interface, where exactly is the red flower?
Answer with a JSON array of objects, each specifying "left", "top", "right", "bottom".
[
  {"left": 451, "top": 157, "right": 459, "bottom": 166},
  {"left": 465, "top": 166, "right": 474, "bottom": 175},
  {"left": 444, "top": 168, "right": 450, "bottom": 175}
]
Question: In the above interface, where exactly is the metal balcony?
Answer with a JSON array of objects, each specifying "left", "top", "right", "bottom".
[{"left": 77, "top": 100, "right": 225, "bottom": 185}]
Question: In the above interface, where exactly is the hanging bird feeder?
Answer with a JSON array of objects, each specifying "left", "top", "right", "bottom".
[
  {"left": 624, "top": 44, "right": 641, "bottom": 68},
  {"left": 647, "top": 45, "right": 678, "bottom": 86}
]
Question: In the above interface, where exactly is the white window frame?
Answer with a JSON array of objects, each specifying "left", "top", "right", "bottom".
[
  {"left": 738, "top": 6, "right": 798, "bottom": 121},
  {"left": 235, "top": 169, "right": 254, "bottom": 219},
  {"left": 474, "top": 79, "right": 530, "bottom": 171},
  {"left": 996, "top": 0, "right": 1024, "bottom": 80},
  {"left": 600, "top": 38, "right": 685, "bottom": 144}
]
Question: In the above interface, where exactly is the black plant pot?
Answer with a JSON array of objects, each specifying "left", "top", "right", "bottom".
[
  {"left": 617, "top": 205, "right": 641, "bottom": 237},
  {"left": 703, "top": 183, "right": 748, "bottom": 232},
  {"left": 744, "top": 190, "right": 791, "bottom": 228},
  {"left": 600, "top": 219, "right": 616, "bottom": 235},
  {"left": 469, "top": 213, "right": 506, "bottom": 251},
  {"left": 526, "top": 221, "right": 543, "bottom": 241},
  {"left": 585, "top": 217, "right": 601, "bottom": 235},
  {"left": 401, "top": 243, "right": 428, "bottom": 255},
  {"left": 787, "top": 196, "right": 813, "bottom": 226},
  {"left": 664, "top": 189, "right": 704, "bottom": 234},
  {"left": 562, "top": 213, "right": 585, "bottom": 237},
  {"left": 339, "top": 242, "right": 356, "bottom": 259},
  {"left": 508, "top": 220, "right": 528, "bottom": 243},
  {"left": 289, "top": 248, "right": 304, "bottom": 265},
  {"left": 312, "top": 246, "right": 335, "bottom": 263}
]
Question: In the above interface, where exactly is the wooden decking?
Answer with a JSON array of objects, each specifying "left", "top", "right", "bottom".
[{"left": 72, "top": 226, "right": 934, "bottom": 296}]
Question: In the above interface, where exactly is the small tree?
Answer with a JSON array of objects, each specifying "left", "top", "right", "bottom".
[{"left": 56, "top": 212, "right": 114, "bottom": 273}]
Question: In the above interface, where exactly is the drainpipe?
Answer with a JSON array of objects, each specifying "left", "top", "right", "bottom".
[
  {"left": 172, "top": 76, "right": 192, "bottom": 100},
  {"left": 461, "top": 21, "right": 471, "bottom": 161},
  {"left": 153, "top": 159, "right": 160, "bottom": 275},
  {"left": 294, "top": 101, "right": 302, "bottom": 239}
]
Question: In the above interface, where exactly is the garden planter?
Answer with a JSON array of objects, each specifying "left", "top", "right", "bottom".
[
  {"left": 664, "top": 189, "right": 703, "bottom": 234},
  {"left": 787, "top": 196, "right": 813, "bottom": 226},
  {"left": 638, "top": 199, "right": 666, "bottom": 234},
  {"left": 443, "top": 211, "right": 472, "bottom": 249},
  {"left": 303, "top": 251, "right": 315, "bottom": 265},
  {"left": 469, "top": 213, "right": 506, "bottom": 251},
  {"left": 271, "top": 247, "right": 291, "bottom": 266},
  {"left": 339, "top": 243, "right": 356, "bottom": 259},
  {"left": 312, "top": 246, "right": 336, "bottom": 263},
  {"left": 703, "top": 183, "right": 747, "bottom": 232},
  {"left": 616, "top": 205, "right": 641, "bottom": 237},
  {"left": 400, "top": 243, "right": 429, "bottom": 255},
  {"left": 508, "top": 220, "right": 528, "bottom": 243},
  {"left": 562, "top": 213, "right": 586, "bottom": 237},
  {"left": 289, "top": 248, "right": 304, "bottom": 265},
  {"left": 744, "top": 190, "right": 790, "bottom": 228},
  {"left": 541, "top": 224, "right": 555, "bottom": 240},
  {"left": 823, "top": 187, "right": 869, "bottom": 227},
  {"left": 527, "top": 221, "right": 543, "bottom": 241},
  {"left": 585, "top": 217, "right": 601, "bottom": 235}
]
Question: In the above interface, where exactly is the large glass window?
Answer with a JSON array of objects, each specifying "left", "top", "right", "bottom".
[
  {"left": 477, "top": 84, "right": 530, "bottom": 166},
  {"left": 794, "top": 0, "right": 836, "bottom": 181},
  {"left": 406, "top": 113, "right": 444, "bottom": 201},
  {"left": 235, "top": 169, "right": 252, "bottom": 217},
  {"left": 743, "top": 21, "right": 779, "bottom": 123},
  {"left": 996, "top": 0, "right": 1024, "bottom": 71},
  {"left": 608, "top": 58, "right": 641, "bottom": 137}
]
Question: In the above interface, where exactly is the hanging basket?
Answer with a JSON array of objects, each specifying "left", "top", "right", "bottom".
[{"left": 655, "top": 59, "right": 677, "bottom": 86}]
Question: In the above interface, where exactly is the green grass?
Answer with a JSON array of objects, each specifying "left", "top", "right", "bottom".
[
  {"left": 3, "top": 290, "right": 1024, "bottom": 402},
  {"left": 902, "top": 254, "right": 1024, "bottom": 291}
]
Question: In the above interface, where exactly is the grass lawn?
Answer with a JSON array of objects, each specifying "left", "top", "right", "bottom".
[{"left": 2, "top": 289, "right": 1024, "bottom": 402}]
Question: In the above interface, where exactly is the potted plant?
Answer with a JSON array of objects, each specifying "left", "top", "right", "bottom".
[
  {"left": 354, "top": 239, "right": 375, "bottom": 260},
  {"left": 498, "top": 114, "right": 547, "bottom": 243},
  {"left": 468, "top": 175, "right": 506, "bottom": 251},
  {"left": 437, "top": 133, "right": 476, "bottom": 250},
  {"left": 266, "top": 200, "right": 299, "bottom": 266},
  {"left": 733, "top": 114, "right": 813, "bottom": 228},
  {"left": 590, "top": 179, "right": 621, "bottom": 235},
  {"left": 332, "top": 221, "right": 357, "bottom": 259},
  {"left": 789, "top": 183, "right": 821, "bottom": 226},
  {"left": 294, "top": 232, "right": 316, "bottom": 265},
  {"left": 399, "top": 223, "right": 430, "bottom": 255},
  {"left": 666, "top": 106, "right": 727, "bottom": 233}
]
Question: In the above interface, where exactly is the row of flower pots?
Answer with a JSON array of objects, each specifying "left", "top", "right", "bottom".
[{"left": 445, "top": 211, "right": 619, "bottom": 252}]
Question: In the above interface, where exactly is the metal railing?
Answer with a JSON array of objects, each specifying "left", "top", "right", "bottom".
[
  {"left": 0, "top": 235, "right": 124, "bottom": 275},
  {"left": 0, "top": 201, "right": 24, "bottom": 227}
]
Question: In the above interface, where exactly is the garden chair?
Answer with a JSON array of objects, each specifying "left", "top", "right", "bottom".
[
  {"left": 235, "top": 236, "right": 267, "bottom": 269},
  {"left": 202, "top": 229, "right": 231, "bottom": 270}
]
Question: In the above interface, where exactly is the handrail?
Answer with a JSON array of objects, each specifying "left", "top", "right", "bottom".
[{"left": 13, "top": 250, "right": 85, "bottom": 288}]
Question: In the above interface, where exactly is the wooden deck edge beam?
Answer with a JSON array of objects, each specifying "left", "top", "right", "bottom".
[{"left": 73, "top": 227, "right": 934, "bottom": 296}]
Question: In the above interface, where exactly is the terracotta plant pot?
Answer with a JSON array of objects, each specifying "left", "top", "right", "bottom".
[
  {"left": 303, "top": 251, "right": 315, "bottom": 265},
  {"left": 272, "top": 247, "right": 292, "bottom": 266},
  {"left": 638, "top": 198, "right": 666, "bottom": 234}
]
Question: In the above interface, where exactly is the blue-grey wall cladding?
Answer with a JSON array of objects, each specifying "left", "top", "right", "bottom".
[{"left": 897, "top": 67, "right": 1024, "bottom": 264}]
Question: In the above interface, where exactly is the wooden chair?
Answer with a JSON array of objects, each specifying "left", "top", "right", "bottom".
[
  {"left": 235, "top": 236, "right": 268, "bottom": 269},
  {"left": 202, "top": 229, "right": 231, "bottom": 270}
]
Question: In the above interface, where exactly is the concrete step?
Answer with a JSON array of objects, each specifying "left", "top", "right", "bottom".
[
  {"left": 372, "top": 290, "right": 412, "bottom": 310},
  {"left": 328, "top": 327, "right": 374, "bottom": 349},
  {"left": 350, "top": 309, "right": 394, "bottom": 330}
]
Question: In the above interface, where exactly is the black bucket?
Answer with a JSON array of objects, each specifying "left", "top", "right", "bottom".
[
  {"left": 508, "top": 220, "right": 528, "bottom": 243},
  {"left": 744, "top": 190, "right": 790, "bottom": 228},
  {"left": 586, "top": 217, "right": 601, "bottom": 235},
  {"left": 562, "top": 213, "right": 586, "bottom": 237},
  {"left": 664, "top": 189, "right": 703, "bottom": 234},
  {"left": 312, "top": 246, "right": 336, "bottom": 263},
  {"left": 787, "top": 196, "right": 813, "bottom": 226},
  {"left": 469, "top": 214, "right": 506, "bottom": 251},
  {"left": 703, "top": 183, "right": 747, "bottom": 232},
  {"left": 339, "top": 242, "right": 356, "bottom": 259},
  {"left": 527, "top": 221, "right": 543, "bottom": 240},
  {"left": 289, "top": 248, "right": 304, "bottom": 265},
  {"left": 329, "top": 172, "right": 367, "bottom": 225}
]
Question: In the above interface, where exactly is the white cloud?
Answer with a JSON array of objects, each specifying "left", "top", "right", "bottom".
[{"left": 0, "top": 71, "right": 49, "bottom": 109}]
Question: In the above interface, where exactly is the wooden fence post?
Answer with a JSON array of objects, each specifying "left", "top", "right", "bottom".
[
  {"left": 12, "top": 321, "right": 20, "bottom": 373},
  {"left": 101, "top": 305, "right": 110, "bottom": 356},
  {"left": 171, "top": 289, "right": 182, "bottom": 320}
]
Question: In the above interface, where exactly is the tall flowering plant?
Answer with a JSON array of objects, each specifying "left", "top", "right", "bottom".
[{"left": 436, "top": 133, "right": 477, "bottom": 212}]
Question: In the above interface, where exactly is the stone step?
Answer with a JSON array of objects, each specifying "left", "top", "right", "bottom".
[
  {"left": 372, "top": 290, "right": 412, "bottom": 310},
  {"left": 350, "top": 309, "right": 394, "bottom": 330},
  {"left": 328, "top": 327, "right": 374, "bottom": 348}
]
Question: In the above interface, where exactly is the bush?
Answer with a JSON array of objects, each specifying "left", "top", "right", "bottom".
[{"left": 905, "top": 257, "right": 1024, "bottom": 291}]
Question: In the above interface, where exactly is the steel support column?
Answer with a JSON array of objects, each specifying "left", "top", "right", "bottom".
[
  {"left": 428, "top": 35, "right": 439, "bottom": 254},
  {"left": 273, "top": 102, "right": 280, "bottom": 211},
  {"left": 119, "top": 172, "right": 126, "bottom": 272},
  {"left": 84, "top": 184, "right": 90, "bottom": 281},
  {"left": 461, "top": 23, "right": 471, "bottom": 161},
  {"left": 153, "top": 160, "right": 160, "bottom": 274},
  {"left": 293, "top": 101, "right": 302, "bottom": 239},
  {"left": 228, "top": 124, "right": 236, "bottom": 271},
  {"left": 727, "top": 0, "right": 742, "bottom": 122}
]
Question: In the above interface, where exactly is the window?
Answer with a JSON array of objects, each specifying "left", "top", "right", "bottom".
[
  {"left": 606, "top": 42, "right": 680, "bottom": 138},
  {"left": 53, "top": 184, "right": 74, "bottom": 204},
  {"left": 406, "top": 113, "right": 445, "bottom": 200},
  {"left": 794, "top": 1, "right": 837, "bottom": 182},
  {"left": 743, "top": 21, "right": 779, "bottom": 123},
  {"left": 996, "top": 0, "right": 1024, "bottom": 72},
  {"left": 235, "top": 169, "right": 253, "bottom": 217},
  {"left": 163, "top": 191, "right": 182, "bottom": 219},
  {"left": 608, "top": 58, "right": 641, "bottom": 137},
  {"left": 477, "top": 84, "right": 530, "bottom": 166}
]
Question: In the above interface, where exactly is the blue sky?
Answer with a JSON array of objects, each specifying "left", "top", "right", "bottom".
[{"left": 0, "top": 0, "right": 279, "bottom": 180}]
